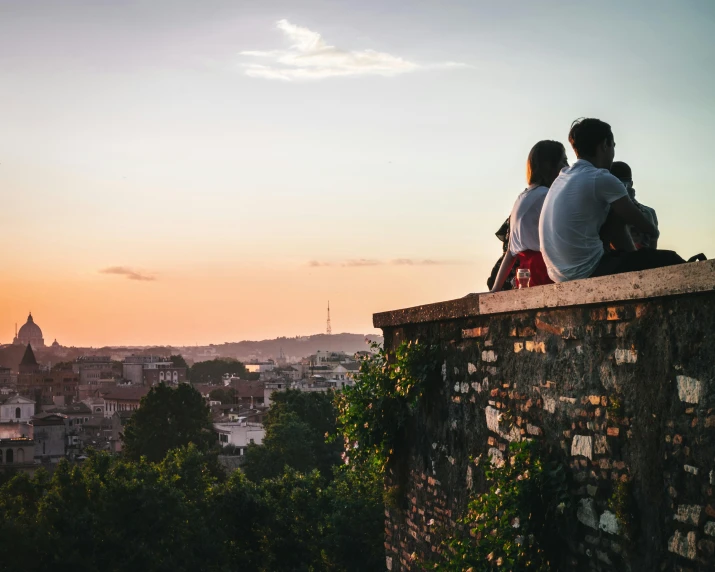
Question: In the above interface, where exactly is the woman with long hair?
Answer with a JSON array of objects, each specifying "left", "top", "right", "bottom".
[{"left": 490, "top": 140, "right": 568, "bottom": 292}]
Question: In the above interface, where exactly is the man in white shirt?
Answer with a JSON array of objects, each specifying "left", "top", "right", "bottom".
[{"left": 539, "top": 118, "right": 683, "bottom": 282}]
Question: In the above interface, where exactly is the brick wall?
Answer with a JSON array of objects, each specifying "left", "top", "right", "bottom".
[{"left": 375, "top": 263, "right": 715, "bottom": 571}]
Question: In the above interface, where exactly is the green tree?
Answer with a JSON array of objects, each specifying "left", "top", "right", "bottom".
[
  {"left": 207, "top": 470, "right": 267, "bottom": 571},
  {"left": 191, "top": 358, "right": 247, "bottom": 384},
  {"left": 323, "top": 459, "right": 385, "bottom": 572},
  {"left": 209, "top": 386, "right": 237, "bottom": 404},
  {"left": 122, "top": 383, "right": 216, "bottom": 463},
  {"left": 243, "top": 412, "right": 317, "bottom": 482},
  {"left": 259, "top": 469, "right": 328, "bottom": 572},
  {"left": 170, "top": 354, "right": 190, "bottom": 376},
  {"left": 242, "top": 390, "right": 342, "bottom": 482}
]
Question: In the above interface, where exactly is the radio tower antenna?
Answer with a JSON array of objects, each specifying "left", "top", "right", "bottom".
[{"left": 326, "top": 301, "right": 332, "bottom": 336}]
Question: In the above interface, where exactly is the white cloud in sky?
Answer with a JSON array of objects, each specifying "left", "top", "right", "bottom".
[{"left": 240, "top": 19, "right": 463, "bottom": 81}]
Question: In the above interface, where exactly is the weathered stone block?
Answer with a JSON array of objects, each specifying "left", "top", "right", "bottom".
[
  {"left": 577, "top": 498, "right": 599, "bottom": 529},
  {"left": 599, "top": 510, "right": 620, "bottom": 535},
  {"left": 668, "top": 531, "right": 697, "bottom": 560},
  {"left": 677, "top": 376, "right": 703, "bottom": 404},
  {"left": 614, "top": 349, "right": 638, "bottom": 365},
  {"left": 525, "top": 340, "right": 545, "bottom": 353},
  {"left": 482, "top": 350, "right": 497, "bottom": 363},
  {"left": 462, "top": 327, "right": 488, "bottom": 338},
  {"left": 674, "top": 505, "right": 702, "bottom": 526},
  {"left": 684, "top": 465, "right": 699, "bottom": 476},
  {"left": 594, "top": 435, "right": 609, "bottom": 455},
  {"left": 571, "top": 435, "right": 593, "bottom": 460},
  {"left": 485, "top": 406, "right": 500, "bottom": 433}
]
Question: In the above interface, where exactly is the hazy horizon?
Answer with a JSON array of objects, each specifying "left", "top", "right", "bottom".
[{"left": 2, "top": 0, "right": 714, "bottom": 346}]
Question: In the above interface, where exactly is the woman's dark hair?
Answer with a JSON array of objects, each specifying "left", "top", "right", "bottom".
[
  {"left": 526, "top": 140, "right": 565, "bottom": 186},
  {"left": 568, "top": 118, "right": 613, "bottom": 157}
]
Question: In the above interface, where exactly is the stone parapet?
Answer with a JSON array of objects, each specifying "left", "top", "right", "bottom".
[
  {"left": 374, "top": 260, "right": 715, "bottom": 571},
  {"left": 374, "top": 259, "right": 715, "bottom": 328}
]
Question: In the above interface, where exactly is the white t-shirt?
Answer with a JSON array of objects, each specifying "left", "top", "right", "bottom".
[
  {"left": 508, "top": 184, "right": 548, "bottom": 256},
  {"left": 539, "top": 159, "right": 628, "bottom": 282}
]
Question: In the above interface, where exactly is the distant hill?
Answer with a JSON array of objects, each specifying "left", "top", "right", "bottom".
[{"left": 195, "top": 333, "right": 383, "bottom": 362}]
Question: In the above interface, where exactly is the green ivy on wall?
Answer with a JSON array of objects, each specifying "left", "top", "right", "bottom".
[
  {"left": 335, "top": 341, "right": 441, "bottom": 471},
  {"left": 433, "top": 441, "right": 569, "bottom": 571}
]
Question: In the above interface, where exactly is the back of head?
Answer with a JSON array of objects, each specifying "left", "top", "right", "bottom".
[
  {"left": 610, "top": 161, "right": 632, "bottom": 182},
  {"left": 526, "top": 140, "right": 566, "bottom": 186},
  {"left": 568, "top": 118, "right": 613, "bottom": 158}
]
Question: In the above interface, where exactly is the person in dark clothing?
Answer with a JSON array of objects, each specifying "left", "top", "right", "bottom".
[{"left": 610, "top": 161, "right": 659, "bottom": 249}]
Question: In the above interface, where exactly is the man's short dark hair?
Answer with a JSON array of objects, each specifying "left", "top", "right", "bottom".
[
  {"left": 610, "top": 161, "right": 632, "bottom": 181},
  {"left": 568, "top": 118, "right": 613, "bottom": 157}
]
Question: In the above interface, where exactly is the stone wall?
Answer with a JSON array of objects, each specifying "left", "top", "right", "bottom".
[{"left": 374, "top": 261, "right": 715, "bottom": 571}]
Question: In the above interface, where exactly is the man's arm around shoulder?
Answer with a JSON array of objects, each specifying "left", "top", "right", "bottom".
[
  {"left": 610, "top": 197, "right": 659, "bottom": 238},
  {"left": 598, "top": 173, "right": 659, "bottom": 239}
]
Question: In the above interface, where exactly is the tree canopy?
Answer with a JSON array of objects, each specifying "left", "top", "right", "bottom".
[
  {"left": 122, "top": 382, "right": 215, "bottom": 463},
  {"left": 190, "top": 358, "right": 247, "bottom": 384},
  {"left": 242, "top": 390, "right": 342, "bottom": 483},
  {"left": 169, "top": 354, "right": 190, "bottom": 371},
  {"left": 0, "top": 447, "right": 385, "bottom": 572},
  {"left": 208, "top": 386, "right": 237, "bottom": 405}
]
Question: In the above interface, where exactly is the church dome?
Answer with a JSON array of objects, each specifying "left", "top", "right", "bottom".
[{"left": 16, "top": 313, "right": 45, "bottom": 347}]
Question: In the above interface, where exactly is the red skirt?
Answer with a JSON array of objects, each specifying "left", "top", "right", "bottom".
[{"left": 517, "top": 250, "right": 553, "bottom": 287}]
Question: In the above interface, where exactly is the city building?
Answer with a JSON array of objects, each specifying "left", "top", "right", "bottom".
[
  {"left": 225, "top": 379, "right": 265, "bottom": 409},
  {"left": 214, "top": 418, "right": 265, "bottom": 455},
  {"left": 81, "top": 396, "right": 106, "bottom": 416},
  {"left": 0, "top": 394, "right": 35, "bottom": 423},
  {"left": 16, "top": 345, "right": 79, "bottom": 406},
  {"left": 73, "top": 356, "right": 121, "bottom": 399},
  {"left": 245, "top": 360, "right": 275, "bottom": 374},
  {"left": 32, "top": 413, "right": 67, "bottom": 462},
  {"left": 103, "top": 386, "right": 150, "bottom": 416},
  {"left": 0, "top": 366, "right": 14, "bottom": 387},
  {"left": 12, "top": 312, "right": 45, "bottom": 348},
  {"left": 0, "top": 437, "right": 35, "bottom": 473},
  {"left": 73, "top": 356, "right": 121, "bottom": 384},
  {"left": 122, "top": 355, "right": 186, "bottom": 386}
]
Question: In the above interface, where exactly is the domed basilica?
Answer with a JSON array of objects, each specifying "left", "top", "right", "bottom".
[{"left": 13, "top": 313, "right": 45, "bottom": 348}]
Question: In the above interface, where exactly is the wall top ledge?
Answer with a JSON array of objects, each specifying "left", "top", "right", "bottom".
[{"left": 373, "top": 259, "right": 715, "bottom": 329}]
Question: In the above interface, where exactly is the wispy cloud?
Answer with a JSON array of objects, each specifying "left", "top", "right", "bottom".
[
  {"left": 308, "top": 258, "right": 460, "bottom": 268},
  {"left": 100, "top": 267, "right": 156, "bottom": 282},
  {"left": 240, "top": 19, "right": 464, "bottom": 81}
]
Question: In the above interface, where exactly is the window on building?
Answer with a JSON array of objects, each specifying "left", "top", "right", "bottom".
[
  {"left": 6, "top": 449, "right": 13, "bottom": 463},
  {"left": 0, "top": 449, "right": 3, "bottom": 463},
  {"left": 15, "top": 407, "right": 21, "bottom": 419}
]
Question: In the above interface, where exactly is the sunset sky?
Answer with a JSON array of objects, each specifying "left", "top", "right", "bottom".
[{"left": 1, "top": 0, "right": 714, "bottom": 346}]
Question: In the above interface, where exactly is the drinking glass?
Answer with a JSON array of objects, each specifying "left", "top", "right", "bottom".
[{"left": 516, "top": 268, "right": 531, "bottom": 289}]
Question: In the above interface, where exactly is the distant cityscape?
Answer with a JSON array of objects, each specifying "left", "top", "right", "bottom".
[{"left": 0, "top": 312, "right": 382, "bottom": 473}]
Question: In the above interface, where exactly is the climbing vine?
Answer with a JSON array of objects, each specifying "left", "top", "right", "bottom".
[
  {"left": 335, "top": 341, "right": 441, "bottom": 470},
  {"left": 433, "top": 441, "right": 570, "bottom": 571}
]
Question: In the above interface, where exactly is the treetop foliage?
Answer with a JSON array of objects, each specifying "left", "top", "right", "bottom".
[
  {"left": 189, "top": 358, "right": 248, "bottom": 384},
  {"left": 122, "top": 382, "right": 215, "bottom": 463}
]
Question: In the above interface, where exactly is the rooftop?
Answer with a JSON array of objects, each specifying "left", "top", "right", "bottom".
[
  {"left": 374, "top": 259, "right": 715, "bottom": 328},
  {"left": 103, "top": 386, "right": 151, "bottom": 401}
]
